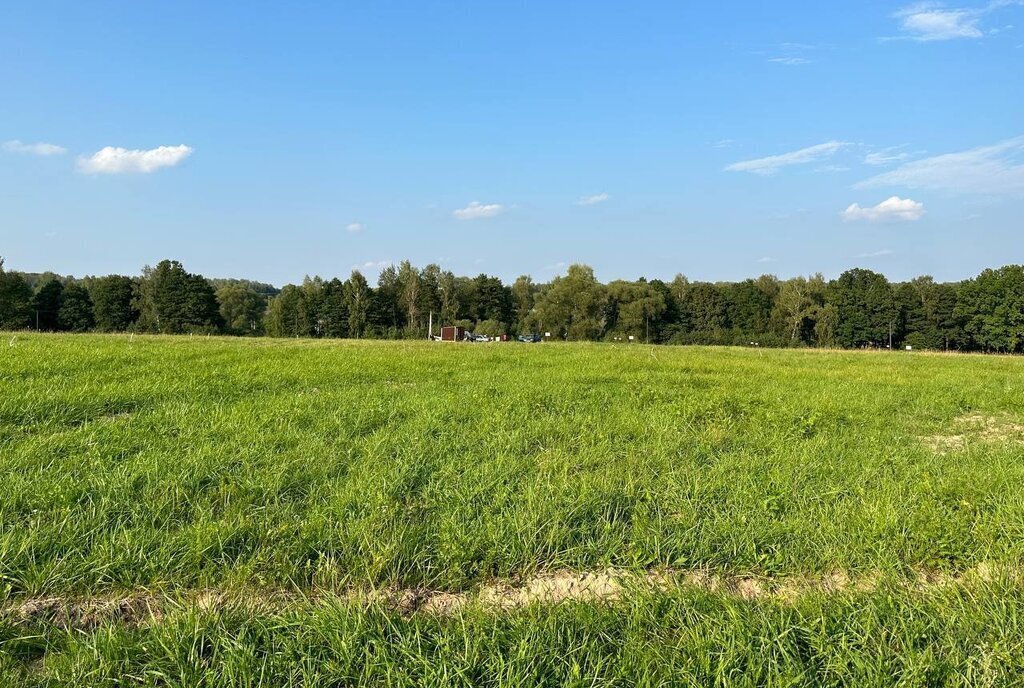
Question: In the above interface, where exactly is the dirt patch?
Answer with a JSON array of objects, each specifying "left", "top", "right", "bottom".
[
  {"left": 12, "top": 593, "right": 160, "bottom": 630},
  {"left": 349, "top": 571, "right": 630, "bottom": 615},
  {"left": 921, "top": 413, "right": 1024, "bottom": 453},
  {"left": 480, "top": 570, "right": 626, "bottom": 609}
]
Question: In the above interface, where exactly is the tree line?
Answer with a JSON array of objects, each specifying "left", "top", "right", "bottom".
[{"left": 2, "top": 256, "right": 1024, "bottom": 352}]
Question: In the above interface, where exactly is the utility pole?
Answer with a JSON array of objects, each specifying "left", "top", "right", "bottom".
[{"left": 428, "top": 311, "right": 433, "bottom": 340}]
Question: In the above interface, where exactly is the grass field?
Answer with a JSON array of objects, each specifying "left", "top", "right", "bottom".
[{"left": 3, "top": 334, "right": 1024, "bottom": 686}]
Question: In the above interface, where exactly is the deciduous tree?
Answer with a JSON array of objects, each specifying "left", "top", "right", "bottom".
[
  {"left": 0, "top": 258, "right": 33, "bottom": 330},
  {"left": 31, "top": 279, "right": 64, "bottom": 330},
  {"left": 91, "top": 275, "right": 138, "bottom": 331},
  {"left": 57, "top": 284, "right": 95, "bottom": 332},
  {"left": 344, "top": 270, "right": 371, "bottom": 338}
]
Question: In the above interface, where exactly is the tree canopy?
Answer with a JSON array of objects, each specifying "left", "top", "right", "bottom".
[{"left": 5, "top": 254, "right": 1024, "bottom": 354}]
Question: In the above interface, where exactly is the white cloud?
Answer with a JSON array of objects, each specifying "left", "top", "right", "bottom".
[
  {"left": 577, "top": 193, "right": 610, "bottom": 206},
  {"left": 864, "top": 146, "right": 914, "bottom": 166},
  {"left": 726, "top": 141, "right": 851, "bottom": 175},
  {"left": 710, "top": 139, "right": 736, "bottom": 148},
  {"left": 842, "top": 196, "right": 926, "bottom": 222},
  {"left": 763, "top": 42, "right": 815, "bottom": 65},
  {"left": 3, "top": 140, "right": 67, "bottom": 156},
  {"left": 346, "top": 222, "right": 365, "bottom": 233},
  {"left": 856, "top": 136, "right": 1024, "bottom": 195},
  {"left": 77, "top": 144, "right": 193, "bottom": 174},
  {"left": 892, "top": 1, "right": 1022, "bottom": 41},
  {"left": 896, "top": 4, "right": 984, "bottom": 40},
  {"left": 452, "top": 201, "right": 505, "bottom": 220},
  {"left": 757, "top": 256, "right": 778, "bottom": 263},
  {"left": 352, "top": 260, "right": 392, "bottom": 271},
  {"left": 768, "top": 56, "right": 811, "bottom": 65},
  {"left": 779, "top": 42, "right": 817, "bottom": 51},
  {"left": 855, "top": 249, "right": 895, "bottom": 258}
]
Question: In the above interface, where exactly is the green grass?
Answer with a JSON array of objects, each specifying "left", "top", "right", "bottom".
[{"left": 3, "top": 333, "right": 1024, "bottom": 685}]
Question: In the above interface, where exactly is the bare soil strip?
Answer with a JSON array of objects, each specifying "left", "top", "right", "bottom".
[{"left": 3, "top": 564, "right": 1016, "bottom": 631}]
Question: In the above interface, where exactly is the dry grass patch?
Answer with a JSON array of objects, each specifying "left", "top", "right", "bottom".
[{"left": 921, "top": 413, "right": 1024, "bottom": 453}]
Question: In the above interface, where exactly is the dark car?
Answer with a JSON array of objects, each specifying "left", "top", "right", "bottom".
[{"left": 517, "top": 334, "right": 542, "bottom": 343}]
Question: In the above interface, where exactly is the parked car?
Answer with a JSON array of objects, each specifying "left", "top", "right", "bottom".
[
  {"left": 474, "top": 334, "right": 490, "bottom": 342},
  {"left": 517, "top": 334, "right": 542, "bottom": 343}
]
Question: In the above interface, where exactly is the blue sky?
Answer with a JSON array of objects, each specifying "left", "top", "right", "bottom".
[{"left": 2, "top": 1, "right": 1022, "bottom": 286}]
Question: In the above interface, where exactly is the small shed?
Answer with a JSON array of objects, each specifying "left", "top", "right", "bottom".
[{"left": 440, "top": 326, "right": 466, "bottom": 342}]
